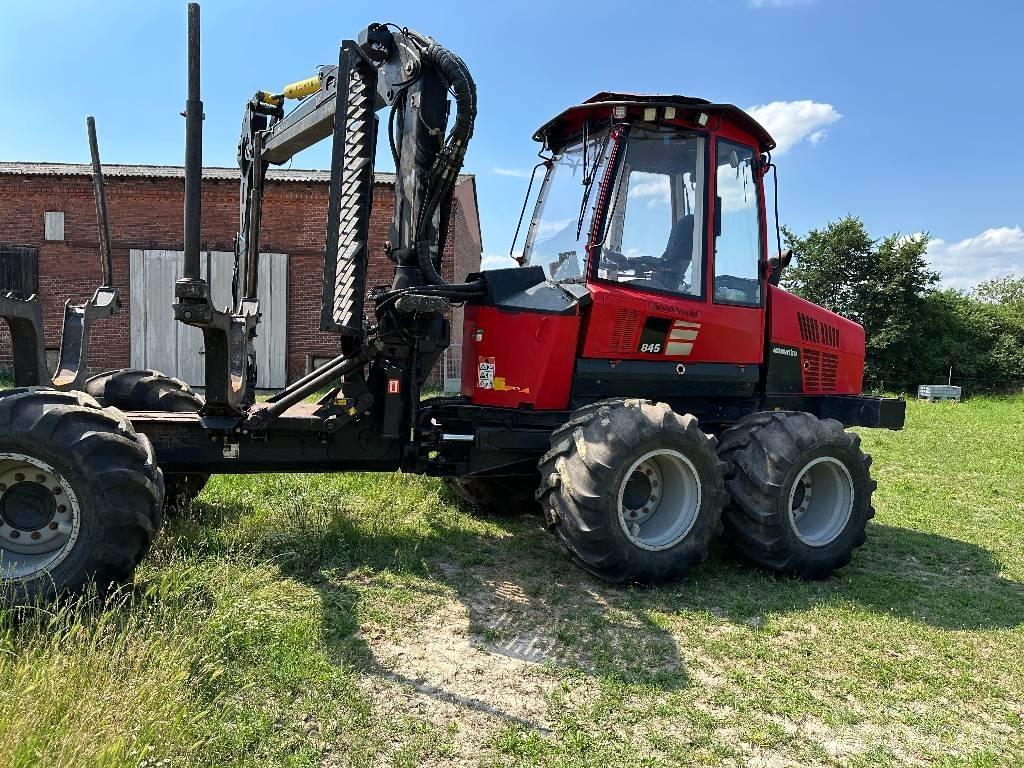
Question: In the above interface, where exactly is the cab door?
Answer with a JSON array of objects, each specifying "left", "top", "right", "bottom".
[
  {"left": 698, "top": 135, "right": 767, "bottom": 366},
  {"left": 581, "top": 134, "right": 765, "bottom": 360},
  {"left": 579, "top": 130, "right": 766, "bottom": 392}
]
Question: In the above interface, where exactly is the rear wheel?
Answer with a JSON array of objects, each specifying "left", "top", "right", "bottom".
[
  {"left": 717, "top": 411, "right": 876, "bottom": 579},
  {"left": 0, "top": 388, "right": 163, "bottom": 603},
  {"left": 85, "top": 368, "right": 208, "bottom": 512},
  {"left": 446, "top": 475, "right": 541, "bottom": 515},
  {"left": 536, "top": 399, "right": 727, "bottom": 583}
]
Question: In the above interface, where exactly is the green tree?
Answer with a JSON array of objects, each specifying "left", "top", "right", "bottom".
[
  {"left": 781, "top": 216, "right": 938, "bottom": 385},
  {"left": 919, "top": 290, "right": 1024, "bottom": 386},
  {"left": 973, "top": 275, "right": 1024, "bottom": 306}
]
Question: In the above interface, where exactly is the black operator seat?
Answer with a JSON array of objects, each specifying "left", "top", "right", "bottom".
[{"left": 660, "top": 213, "right": 694, "bottom": 285}]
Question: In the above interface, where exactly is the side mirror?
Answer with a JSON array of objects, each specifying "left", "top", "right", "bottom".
[{"left": 767, "top": 249, "right": 793, "bottom": 286}]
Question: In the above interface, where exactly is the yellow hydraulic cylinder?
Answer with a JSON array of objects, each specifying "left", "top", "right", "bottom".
[
  {"left": 282, "top": 75, "right": 321, "bottom": 100},
  {"left": 255, "top": 74, "right": 322, "bottom": 107}
]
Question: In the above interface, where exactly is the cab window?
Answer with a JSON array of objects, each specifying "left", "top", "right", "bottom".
[
  {"left": 713, "top": 139, "right": 762, "bottom": 306},
  {"left": 597, "top": 129, "right": 705, "bottom": 299}
]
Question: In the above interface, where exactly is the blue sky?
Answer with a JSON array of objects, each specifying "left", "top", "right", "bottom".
[{"left": 2, "top": 0, "right": 1021, "bottom": 290}]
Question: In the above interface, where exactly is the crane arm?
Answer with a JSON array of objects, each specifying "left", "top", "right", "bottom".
[{"left": 235, "top": 23, "right": 481, "bottom": 345}]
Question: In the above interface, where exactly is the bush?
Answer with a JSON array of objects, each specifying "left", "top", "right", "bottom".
[{"left": 783, "top": 217, "right": 1024, "bottom": 394}]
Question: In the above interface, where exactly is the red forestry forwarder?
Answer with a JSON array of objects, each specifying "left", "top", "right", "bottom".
[{"left": 0, "top": 6, "right": 904, "bottom": 603}]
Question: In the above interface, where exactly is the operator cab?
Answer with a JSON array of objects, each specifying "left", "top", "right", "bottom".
[
  {"left": 524, "top": 94, "right": 772, "bottom": 305},
  {"left": 462, "top": 93, "right": 782, "bottom": 410}
]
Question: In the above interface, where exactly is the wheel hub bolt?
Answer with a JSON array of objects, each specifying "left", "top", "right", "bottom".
[
  {"left": 0, "top": 483, "right": 6, "bottom": 491},
  {"left": 52, "top": 487, "right": 62, "bottom": 496},
  {"left": 14, "top": 473, "right": 24, "bottom": 482},
  {"left": 30, "top": 531, "right": 40, "bottom": 540},
  {"left": 48, "top": 522, "right": 58, "bottom": 530},
  {"left": 57, "top": 505, "right": 67, "bottom": 514},
  {"left": 9, "top": 531, "right": 19, "bottom": 539},
  {"left": 35, "top": 474, "right": 45, "bottom": 483}
]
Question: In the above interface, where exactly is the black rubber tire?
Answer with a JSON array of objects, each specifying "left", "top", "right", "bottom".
[
  {"left": 446, "top": 475, "right": 541, "bottom": 515},
  {"left": 85, "top": 368, "right": 209, "bottom": 512},
  {"left": 717, "top": 411, "right": 876, "bottom": 579},
  {"left": 0, "top": 388, "right": 164, "bottom": 604},
  {"left": 536, "top": 398, "right": 728, "bottom": 584}
]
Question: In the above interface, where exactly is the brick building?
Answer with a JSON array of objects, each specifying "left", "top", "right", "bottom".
[{"left": 0, "top": 162, "right": 481, "bottom": 388}]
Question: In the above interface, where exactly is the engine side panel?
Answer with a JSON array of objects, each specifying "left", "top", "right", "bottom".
[
  {"left": 767, "top": 285, "right": 865, "bottom": 396},
  {"left": 461, "top": 305, "right": 580, "bottom": 409},
  {"left": 579, "top": 282, "right": 764, "bottom": 364}
]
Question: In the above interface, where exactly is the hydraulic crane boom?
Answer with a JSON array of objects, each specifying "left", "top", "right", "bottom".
[{"left": 174, "top": 7, "right": 481, "bottom": 417}]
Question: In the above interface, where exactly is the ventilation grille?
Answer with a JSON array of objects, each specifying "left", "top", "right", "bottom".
[
  {"left": 821, "top": 352, "right": 838, "bottom": 392},
  {"left": 802, "top": 348, "right": 839, "bottom": 392},
  {"left": 611, "top": 309, "right": 640, "bottom": 352},
  {"left": 821, "top": 323, "right": 840, "bottom": 349},
  {"left": 798, "top": 312, "right": 840, "bottom": 348}
]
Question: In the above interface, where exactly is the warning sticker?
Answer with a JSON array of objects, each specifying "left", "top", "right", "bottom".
[{"left": 477, "top": 357, "right": 495, "bottom": 389}]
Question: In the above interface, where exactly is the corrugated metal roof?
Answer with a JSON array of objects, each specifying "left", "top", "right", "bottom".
[
  {"left": 0, "top": 162, "right": 392, "bottom": 183},
  {"left": 0, "top": 161, "right": 474, "bottom": 185}
]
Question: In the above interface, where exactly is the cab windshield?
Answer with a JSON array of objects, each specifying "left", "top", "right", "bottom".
[
  {"left": 522, "top": 129, "right": 614, "bottom": 281},
  {"left": 522, "top": 126, "right": 707, "bottom": 299},
  {"left": 598, "top": 128, "right": 706, "bottom": 298}
]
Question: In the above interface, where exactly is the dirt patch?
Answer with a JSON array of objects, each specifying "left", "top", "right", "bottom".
[
  {"left": 344, "top": 559, "right": 682, "bottom": 761},
  {"left": 346, "top": 571, "right": 563, "bottom": 764}
]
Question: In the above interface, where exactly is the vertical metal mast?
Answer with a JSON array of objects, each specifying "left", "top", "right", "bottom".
[{"left": 182, "top": 2, "right": 203, "bottom": 283}]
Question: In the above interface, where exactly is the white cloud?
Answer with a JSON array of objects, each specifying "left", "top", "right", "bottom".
[
  {"left": 536, "top": 217, "right": 573, "bottom": 240},
  {"left": 492, "top": 167, "right": 531, "bottom": 178},
  {"left": 628, "top": 174, "right": 670, "bottom": 208},
  {"left": 925, "top": 226, "right": 1024, "bottom": 291},
  {"left": 746, "top": 100, "right": 842, "bottom": 153},
  {"left": 749, "top": 0, "right": 813, "bottom": 7},
  {"left": 480, "top": 253, "right": 519, "bottom": 271}
]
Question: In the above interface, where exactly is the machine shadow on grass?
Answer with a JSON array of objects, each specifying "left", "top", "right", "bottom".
[
  {"left": 634, "top": 523, "right": 1024, "bottom": 633},
  {"left": 167, "top": 482, "right": 692, "bottom": 732},
  {"left": 166, "top": 482, "right": 1024, "bottom": 733}
]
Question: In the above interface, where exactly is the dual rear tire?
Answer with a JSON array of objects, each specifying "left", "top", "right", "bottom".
[
  {"left": 717, "top": 410, "right": 875, "bottom": 579},
  {"left": 536, "top": 399, "right": 728, "bottom": 583},
  {"left": 84, "top": 369, "right": 208, "bottom": 512},
  {"left": 0, "top": 388, "right": 164, "bottom": 603},
  {"left": 535, "top": 400, "right": 875, "bottom": 585}
]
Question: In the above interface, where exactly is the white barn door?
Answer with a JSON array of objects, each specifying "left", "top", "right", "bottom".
[{"left": 130, "top": 250, "right": 288, "bottom": 388}]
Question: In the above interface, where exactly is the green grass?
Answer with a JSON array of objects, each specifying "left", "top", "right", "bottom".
[{"left": 1, "top": 397, "right": 1023, "bottom": 766}]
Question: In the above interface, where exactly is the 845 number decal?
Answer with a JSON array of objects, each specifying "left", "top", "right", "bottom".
[{"left": 639, "top": 342, "right": 662, "bottom": 353}]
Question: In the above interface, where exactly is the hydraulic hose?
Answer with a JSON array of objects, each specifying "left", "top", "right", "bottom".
[{"left": 409, "top": 37, "right": 483, "bottom": 293}]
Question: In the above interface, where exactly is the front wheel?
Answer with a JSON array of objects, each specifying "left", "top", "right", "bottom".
[
  {"left": 536, "top": 399, "right": 728, "bottom": 584},
  {"left": 446, "top": 475, "right": 541, "bottom": 515},
  {"left": 717, "top": 411, "right": 876, "bottom": 579}
]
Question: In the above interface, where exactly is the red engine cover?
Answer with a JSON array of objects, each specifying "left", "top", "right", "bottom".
[
  {"left": 461, "top": 305, "right": 580, "bottom": 409},
  {"left": 768, "top": 285, "right": 865, "bottom": 395}
]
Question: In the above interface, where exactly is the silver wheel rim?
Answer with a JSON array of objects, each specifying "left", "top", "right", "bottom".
[
  {"left": 787, "top": 456, "right": 854, "bottom": 547},
  {"left": 617, "top": 449, "right": 702, "bottom": 551},
  {"left": 0, "top": 453, "right": 81, "bottom": 582}
]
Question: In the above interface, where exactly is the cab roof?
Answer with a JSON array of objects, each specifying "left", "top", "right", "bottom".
[{"left": 534, "top": 92, "right": 776, "bottom": 153}]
